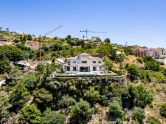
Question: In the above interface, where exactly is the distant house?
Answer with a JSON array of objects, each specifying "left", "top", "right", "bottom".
[
  {"left": 55, "top": 58, "right": 65, "bottom": 64},
  {"left": 134, "top": 48, "right": 166, "bottom": 64},
  {"left": 155, "top": 58, "right": 166, "bottom": 65},
  {"left": 63, "top": 53, "right": 106, "bottom": 75},
  {"left": 15, "top": 60, "right": 37, "bottom": 72},
  {"left": 11, "top": 32, "right": 18, "bottom": 36},
  {"left": 155, "top": 48, "right": 166, "bottom": 58},
  {"left": 0, "top": 36, "right": 7, "bottom": 42},
  {"left": 134, "top": 48, "right": 166, "bottom": 58}
]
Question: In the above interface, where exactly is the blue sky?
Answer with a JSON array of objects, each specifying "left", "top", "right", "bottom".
[{"left": 1, "top": 0, "right": 166, "bottom": 48}]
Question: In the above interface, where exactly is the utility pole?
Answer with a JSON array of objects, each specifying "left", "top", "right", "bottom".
[
  {"left": 38, "top": 36, "right": 42, "bottom": 61},
  {"left": 80, "top": 29, "right": 88, "bottom": 39},
  {"left": 125, "top": 41, "right": 128, "bottom": 54}
]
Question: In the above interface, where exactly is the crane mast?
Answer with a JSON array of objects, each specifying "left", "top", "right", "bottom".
[
  {"left": 38, "top": 25, "right": 62, "bottom": 61},
  {"left": 80, "top": 29, "right": 107, "bottom": 40}
]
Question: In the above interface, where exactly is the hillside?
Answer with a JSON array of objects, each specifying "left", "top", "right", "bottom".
[{"left": 0, "top": 31, "right": 166, "bottom": 124}]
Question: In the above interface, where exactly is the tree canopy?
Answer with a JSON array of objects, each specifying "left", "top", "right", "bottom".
[
  {"left": 42, "top": 108, "right": 65, "bottom": 124},
  {"left": 19, "top": 104, "right": 41, "bottom": 124}
]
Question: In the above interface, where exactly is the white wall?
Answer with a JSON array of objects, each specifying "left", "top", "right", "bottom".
[{"left": 63, "top": 56, "right": 105, "bottom": 75}]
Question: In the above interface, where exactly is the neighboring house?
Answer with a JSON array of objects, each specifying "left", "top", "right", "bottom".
[
  {"left": 134, "top": 48, "right": 147, "bottom": 57},
  {"left": 55, "top": 58, "right": 65, "bottom": 64},
  {"left": 11, "top": 32, "right": 18, "bottom": 36},
  {"left": 0, "top": 36, "right": 7, "bottom": 42},
  {"left": 155, "top": 58, "right": 166, "bottom": 65},
  {"left": 63, "top": 53, "right": 106, "bottom": 75},
  {"left": 155, "top": 48, "right": 166, "bottom": 58},
  {"left": 15, "top": 60, "right": 37, "bottom": 72},
  {"left": 134, "top": 48, "right": 166, "bottom": 58},
  {"left": 134, "top": 48, "right": 166, "bottom": 64}
]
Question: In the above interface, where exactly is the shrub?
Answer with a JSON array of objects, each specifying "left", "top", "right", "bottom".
[
  {"left": 108, "top": 100, "right": 125, "bottom": 121},
  {"left": 16, "top": 43, "right": 31, "bottom": 51},
  {"left": 99, "top": 95, "right": 109, "bottom": 106},
  {"left": 160, "top": 103, "right": 166, "bottom": 117},
  {"left": 9, "top": 84, "right": 30, "bottom": 112},
  {"left": 8, "top": 67, "right": 22, "bottom": 80},
  {"left": 42, "top": 108, "right": 65, "bottom": 124},
  {"left": 142, "top": 56, "right": 154, "bottom": 62},
  {"left": 50, "top": 43, "right": 62, "bottom": 51},
  {"left": 104, "top": 59, "right": 113, "bottom": 71},
  {"left": 160, "top": 67, "right": 166, "bottom": 76},
  {"left": 145, "top": 61, "right": 160, "bottom": 71},
  {"left": 70, "top": 100, "right": 93, "bottom": 123},
  {"left": 104, "top": 38, "right": 110, "bottom": 43},
  {"left": 130, "top": 85, "right": 154, "bottom": 108},
  {"left": 33, "top": 88, "right": 53, "bottom": 111},
  {"left": 137, "top": 57, "right": 144, "bottom": 63},
  {"left": 0, "top": 59, "right": 11, "bottom": 74},
  {"left": 116, "top": 70, "right": 125, "bottom": 76},
  {"left": 19, "top": 104, "right": 41, "bottom": 124},
  {"left": 127, "top": 64, "right": 139, "bottom": 80},
  {"left": 138, "top": 69, "right": 151, "bottom": 82},
  {"left": 26, "top": 34, "right": 32, "bottom": 40},
  {"left": 58, "top": 96, "right": 76, "bottom": 108},
  {"left": 122, "top": 85, "right": 154, "bottom": 109},
  {"left": 132, "top": 107, "right": 144, "bottom": 122},
  {"left": 0, "top": 46, "right": 26, "bottom": 61},
  {"left": 114, "top": 52, "right": 126, "bottom": 63},
  {"left": 22, "top": 74, "right": 38, "bottom": 91},
  {"left": 153, "top": 72, "right": 165, "bottom": 83},
  {"left": 84, "top": 87, "right": 100, "bottom": 104},
  {"left": 37, "top": 63, "right": 46, "bottom": 74},
  {"left": 97, "top": 43, "right": 113, "bottom": 56},
  {"left": 147, "top": 116, "right": 161, "bottom": 124}
]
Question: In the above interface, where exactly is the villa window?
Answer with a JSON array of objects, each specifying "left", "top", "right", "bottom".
[
  {"left": 73, "top": 61, "right": 76, "bottom": 64},
  {"left": 67, "top": 61, "right": 70, "bottom": 65},
  {"left": 73, "top": 67, "right": 77, "bottom": 71},
  {"left": 98, "top": 61, "right": 101, "bottom": 63},
  {"left": 93, "top": 67, "right": 96, "bottom": 71},
  {"left": 82, "top": 61, "right": 87, "bottom": 64},
  {"left": 66, "top": 66, "right": 70, "bottom": 71},
  {"left": 80, "top": 67, "right": 90, "bottom": 72},
  {"left": 93, "top": 61, "right": 96, "bottom": 63}
]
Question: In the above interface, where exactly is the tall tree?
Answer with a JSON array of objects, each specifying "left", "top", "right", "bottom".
[
  {"left": 132, "top": 107, "right": 145, "bottom": 123},
  {"left": 0, "top": 60, "right": 11, "bottom": 74},
  {"left": 22, "top": 74, "right": 38, "bottom": 91},
  {"left": 9, "top": 84, "right": 30, "bottom": 112},
  {"left": 97, "top": 43, "right": 113, "bottom": 57},
  {"left": 19, "top": 104, "right": 41, "bottom": 124},
  {"left": 70, "top": 100, "right": 93, "bottom": 123},
  {"left": 104, "top": 38, "right": 111, "bottom": 43},
  {"left": 33, "top": 88, "right": 53, "bottom": 111},
  {"left": 108, "top": 100, "right": 125, "bottom": 121},
  {"left": 42, "top": 108, "right": 65, "bottom": 124},
  {"left": 84, "top": 87, "right": 100, "bottom": 104}
]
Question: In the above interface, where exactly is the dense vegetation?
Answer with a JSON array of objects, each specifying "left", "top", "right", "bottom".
[{"left": 0, "top": 31, "right": 165, "bottom": 123}]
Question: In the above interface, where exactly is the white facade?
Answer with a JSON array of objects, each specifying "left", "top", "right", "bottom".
[
  {"left": 155, "top": 58, "right": 166, "bottom": 65},
  {"left": 63, "top": 53, "right": 106, "bottom": 75}
]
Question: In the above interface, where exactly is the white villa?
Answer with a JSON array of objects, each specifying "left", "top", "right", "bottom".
[{"left": 62, "top": 53, "right": 106, "bottom": 75}]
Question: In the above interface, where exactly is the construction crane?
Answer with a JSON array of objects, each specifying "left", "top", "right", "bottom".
[
  {"left": 80, "top": 29, "right": 107, "bottom": 40},
  {"left": 38, "top": 25, "right": 62, "bottom": 61}
]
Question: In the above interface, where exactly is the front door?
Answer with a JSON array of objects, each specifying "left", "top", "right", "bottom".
[{"left": 79, "top": 67, "right": 90, "bottom": 72}]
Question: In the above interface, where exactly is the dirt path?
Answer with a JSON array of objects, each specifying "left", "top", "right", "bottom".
[
  {"left": 145, "top": 83, "right": 166, "bottom": 124},
  {"left": 87, "top": 107, "right": 109, "bottom": 124}
]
